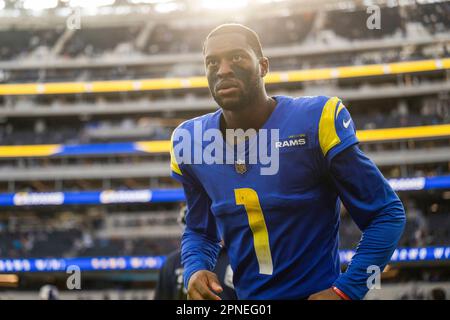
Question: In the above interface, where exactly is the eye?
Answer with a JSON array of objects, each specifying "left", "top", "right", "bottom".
[
  {"left": 206, "top": 59, "right": 218, "bottom": 68},
  {"left": 232, "top": 54, "right": 243, "bottom": 63}
]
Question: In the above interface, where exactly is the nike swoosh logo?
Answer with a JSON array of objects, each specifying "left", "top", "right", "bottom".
[{"left": 343, "top": 119, "right": 351, "bottom": 128}]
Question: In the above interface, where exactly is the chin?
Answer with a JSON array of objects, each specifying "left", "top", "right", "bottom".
[
  {"left": 215, "top": 96, "right": 244, "bottom": 111},
  {"left": 220, "top": 101, "right": 241, "bottom": 111}
]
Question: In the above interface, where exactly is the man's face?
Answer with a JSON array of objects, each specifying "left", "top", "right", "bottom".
[{"left": 204, "top": 33, "right": 265, "bottom": 111}]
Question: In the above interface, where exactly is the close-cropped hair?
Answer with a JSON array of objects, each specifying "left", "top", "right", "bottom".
[{"left": 203, "top": 23, "right": 264, "bottom": 58}]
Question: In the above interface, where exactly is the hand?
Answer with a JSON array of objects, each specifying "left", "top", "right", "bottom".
[
  {"left": 308, "top": 288, "right": 343, "bottom": 300},
  {"left": 187, "top": 270, "right": 223, "bottom": 300}
]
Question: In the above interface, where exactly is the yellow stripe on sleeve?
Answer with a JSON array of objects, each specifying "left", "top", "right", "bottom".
[
  {"left": 170, "top": 131, "right": 182, "bottom": 176},
  {"left": 336, "top": 102, "right": 345, "bottom": 119},
  {"left": 318, "top": 96, "right": 341, "bottom": 157}
]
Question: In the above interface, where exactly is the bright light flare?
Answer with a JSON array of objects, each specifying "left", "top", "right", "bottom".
[
  {"left": 23, "top": 0, "right": 58, "bottom": 10},
  {"left": 201, "top": 0, "right": 249, "bottom": 10},
  {"left": 129, "top": 0, "right": 172, "bottom": 3},
  {"left": 69, "top": 0, "right": 116, "bottom": 8},
  {"left": 154, "top": 1, "right": 183, "bottom": 13}
]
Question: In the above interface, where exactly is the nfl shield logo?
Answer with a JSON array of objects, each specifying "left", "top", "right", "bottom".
[{"left": 235, "top": 159, "right": 247, "bottom": 174}]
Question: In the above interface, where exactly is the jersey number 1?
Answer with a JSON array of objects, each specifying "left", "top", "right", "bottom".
[{"left": 234, "top": 188, "right": 273, "bottom": 275}]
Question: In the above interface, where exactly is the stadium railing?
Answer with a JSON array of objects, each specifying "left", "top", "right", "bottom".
[
  {"left": 0, "top": 124, "right": 449, "bottom": 158},
  {"left": 0, "top": 176, "right": 448, "bottom": 206},
  {"left": 0, "top": 246, "right": 449, "bottom": 273},
  {"left": 0, "top": 58, "right": 449, "bottom": 95}
]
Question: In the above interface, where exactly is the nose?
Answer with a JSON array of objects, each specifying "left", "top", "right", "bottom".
[{"left": 217, "top": 59, "right": 234, "bottom": 78}]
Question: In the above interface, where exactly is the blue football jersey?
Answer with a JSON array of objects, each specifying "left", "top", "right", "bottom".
[{"left": 171, "top": 95, "right": 404, "bottom": 299}]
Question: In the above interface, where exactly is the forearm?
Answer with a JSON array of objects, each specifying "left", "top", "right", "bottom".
[
  {"left": 181, "top": 228, "right": 222, "bottom": 289},
  {"left": 329, "top": 145, "right": 406, "bottom": 299},
  {"left": 333, "top": 202, "right": 406, "bottom": 299}
]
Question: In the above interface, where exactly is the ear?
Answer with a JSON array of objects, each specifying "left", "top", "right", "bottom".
[{"left": 259, "top": 57, "right": 269, "bottom": 77}]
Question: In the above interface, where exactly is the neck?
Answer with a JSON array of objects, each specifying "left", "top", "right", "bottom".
[{"left": 221, "top": 92, "right": 276, "bottom": 132}]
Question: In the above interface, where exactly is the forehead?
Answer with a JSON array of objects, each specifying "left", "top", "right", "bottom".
[{"left": 204, "top": 33, "right": 253, "bottom": 57}]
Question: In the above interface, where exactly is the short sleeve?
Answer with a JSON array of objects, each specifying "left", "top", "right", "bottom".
[{"left": 318, "top": 96, "right": 359, "bottom": 165}]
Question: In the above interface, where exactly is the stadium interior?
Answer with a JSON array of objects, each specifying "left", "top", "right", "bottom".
[{"left": 0, "top": 0, "right": 449, "bottom": 300}]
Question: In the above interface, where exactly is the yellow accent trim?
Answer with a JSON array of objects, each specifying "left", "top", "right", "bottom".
[
  {"left": 235, "top": 188, "right": 273, "bottom": 275},
  {"left": 336, "top": 102, "right": 345, "bottom": 119},
  {"left": 135, "top": 141, "right": 172, "bottom": 153},
  {"left": 337, "top": 64, "right": 385, "bottom": 78},
  {"left": 264, "top": 72, "right": 284, "bottom": 83},
  {"left": 0, "top": 84, "right": 36, "bottom": 95},
  {"left": 1, "top": 124, "right": 449, "bottom": 158},
  {"left": 169, "top": 131, "right": 182, "bottom": 176},
  {"left": 44, "top": 82, "right": 89, "bottom": 94},
  {"left": 1, "top": 58, "right": 449, "bottom": 95},
  {"left": 389, "top": 60, "right": 438, "bottom": 74},
  {"left": 287, "top": 68, "right": 334, "bottom": 82},
  {"left": 357, "top": 124, "right": 450, "bottom": 142},
  {"left": 0, "top": 145, "right": 60, "bottom": 158},
  {"left": 91, "top": 81, "right": 135, "bottom": 93},
  {"left": 187, "top": 76, "right": 209, "bottom": 88},
  {"left": 443, "top": 58, "right": 450, "bottom": 69},
  {"left": 318, "top": 97, "right": 341, "bottom": 156},
  {"left": 140, "top": 79, "right": 184, "bottom": 91}
]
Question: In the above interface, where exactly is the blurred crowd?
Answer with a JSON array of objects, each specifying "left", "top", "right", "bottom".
[
  {"left": 0, "top": 209, "right": 179, "bottom": 259},
  {"left": 0, "top": 96, "right": 448, "bottom": 145},
  {"left": 1, "top": 3, "right": 449, "bottom": 61},
  {"left": 0, "top": 2, "right": 449, "bottom": 83},
  {"left": 353, "top": 96, "right": 450, "bottom": 130},
  {"left": 0, "top": 116, "right": 175, "bottom": 145},
  {"left": 0, "top": 28, "right": 62, "bottom": 61},
  {"left": 0, "top": 0, "right": 448, "bottom": 279},
  {"left": 340, "top": 200, "right": 450, "bottom": 249},
  {"left": 0, "top": 199, "right": 448, "bottom": 259}
]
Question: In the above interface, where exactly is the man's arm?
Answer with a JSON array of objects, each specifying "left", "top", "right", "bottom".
[
  {"left": 170, "top": 127, "right": 223, "bottom": 300},
  {"left": 314, "top": 97, "right": 406, "bottom": 300},
  {"left": 180, "top": 179, "right": 223, "bottom": 300},
  {"left": 329, "top": 145, "right": 406, "bottom": 300}
]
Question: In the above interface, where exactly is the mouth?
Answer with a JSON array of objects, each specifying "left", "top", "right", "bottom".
[
  {"left": 217, "top": 87, "right": 239, "bottom": 96},
  {"left": 215, "top": 81, "right": 240, "bottom": 96}
]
